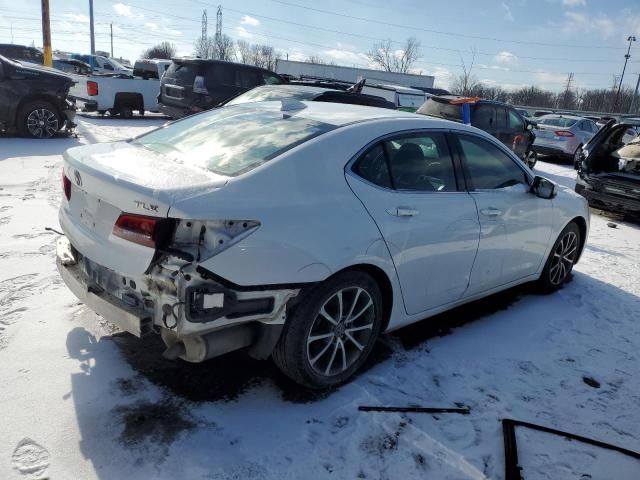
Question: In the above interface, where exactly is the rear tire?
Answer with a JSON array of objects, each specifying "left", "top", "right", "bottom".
[
  {"left": 272, "top": 271, "right": 384, "bottom": 389},
  {"left": 119, "top": 106, "right": 133, "bottom": 119},
  {"left": 16, "top": 100, "right": 61, "bottom": 139},
  {"left": 525, "top": 149, "right": 537, "bottom": 169},
  {"left": 537, "top": 222, "right": 581, "bottom": 293}
]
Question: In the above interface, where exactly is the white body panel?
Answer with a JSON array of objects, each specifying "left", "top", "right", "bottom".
[
  {"left": 58, "top": 102, "right": 590, "bottom": 340},
  {"left": 69, "top": 75, "right": 162, "bottom": 111}
]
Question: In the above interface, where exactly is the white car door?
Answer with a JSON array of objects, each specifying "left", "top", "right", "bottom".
[
  {"left": 346, "top": 131, "right": 480, "bottom": 315},
  {"left": 453, "top": 133, "right": 553, "bottom": 296}
]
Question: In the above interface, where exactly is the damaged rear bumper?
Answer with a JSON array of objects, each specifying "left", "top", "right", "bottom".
[{"left": 55, "top": 236, "right": 301, "bottom": 362}]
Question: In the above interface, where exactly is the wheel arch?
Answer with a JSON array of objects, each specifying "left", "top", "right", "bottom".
[
  {"left": 328, "top": 263, "right": 394, "bottom": 333},
  {"left": 14, "top": 94, "right": 62, "bottom": 124},
  {"left": 114, "top": 92, "right": 144, "bottom": 112},
  {"left": 569, "top": 215, "right": 588, "bottom": 264}
]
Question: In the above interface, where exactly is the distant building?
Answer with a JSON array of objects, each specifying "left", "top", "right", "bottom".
[{"left": 275, "top": 59, "right": 435, "bottom": 90}]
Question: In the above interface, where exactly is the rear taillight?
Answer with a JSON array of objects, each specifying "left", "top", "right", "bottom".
[
  {"left": 113, "top": 214, "right": 162, "bottom": 248},
  {"left": 87, "top": 81, "right": 98, "bottom": 96},
  {"left": 62, "top": 173, "right": 71, "bottom": 201},
  {"left": 555, "top": 130, "right": 574, "bottom": 137}
]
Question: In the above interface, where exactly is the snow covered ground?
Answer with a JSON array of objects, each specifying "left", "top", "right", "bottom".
[{"left": 1, "top": 115, "right": 639, "bottom": 480}]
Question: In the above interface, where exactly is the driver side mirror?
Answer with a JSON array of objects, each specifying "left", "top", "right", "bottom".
[{"left": 530, "top": 175, "right": 556, "bottom": 199}]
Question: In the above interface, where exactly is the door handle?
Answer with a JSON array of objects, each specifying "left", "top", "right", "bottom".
[
  {"left": 387, "top": 207, "right": 419, "bottom": 217},
  {"left": 480, "top": 208, "right": 502, "bottom": 217}
]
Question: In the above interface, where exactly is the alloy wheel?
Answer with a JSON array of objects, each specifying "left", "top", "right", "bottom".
[
  {"left": 549, "top": 231, "right": 578, "bottom": 285},
  {"left": 306, "top": 287, "right": 375, "bottom": 377},
  {"left": 26, "top": 108, "right": 59, "bottom": 138}
]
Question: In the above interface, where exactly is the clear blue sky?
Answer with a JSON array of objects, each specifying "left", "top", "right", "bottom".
[{"left": 1, "top": 0, "right": 639, "bottom": 91}]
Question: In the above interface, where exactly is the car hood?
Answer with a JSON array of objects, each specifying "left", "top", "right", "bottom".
[{"left": 14, "top": 61, "right": 73, "bottom": 83}]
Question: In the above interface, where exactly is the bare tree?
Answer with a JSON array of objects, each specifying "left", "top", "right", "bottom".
[
  {"left": 452, "top": 51, "right": 480, "bottom": 96},
  {"left": 236, "top": 39, "right": 252, "bottom": 64},
  {"left": 194, "top": 34, "right": 235, "bottom": 61},
  {"left": 305, "top": 55, "right": 334, "bottom": 65},
  {"left": 142, "top": 42, "right": 176, "bottom": 60},
  {"left": 367, "top": 37, "right": 421, "bottom": 73},
  {"left": 214, "top": 34, "right": 236, "bottom": 62}
]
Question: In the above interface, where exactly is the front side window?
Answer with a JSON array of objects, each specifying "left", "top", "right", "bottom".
[
  {"left": 262, "top": 72, "right": 281, "bottom": 85},
  {"left": 132, "top": 105, "right": 336, "bottom": 176},
  {"left": 458, "top": 134, "right": 528, "bottom": 190},
  {"left": 235, "top": 68, "right": 260, "bottom": 89},
  {"left": 508, "top": 110, "right": 524, "bottom": 131},
  {"left": 385, "top": 133, "right": 457, "bottom": 192}
]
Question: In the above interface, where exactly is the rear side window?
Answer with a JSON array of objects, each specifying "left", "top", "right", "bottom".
[
  {"left": 352, "top": 144, "right": 392, "bottom": 189},
  {"left": 236, "top": 68, "right": 260, "bottom": 89},
  {"left": 385, "top": 133, "right": 457, "bottom": 192},
  {"left": 473, "top": 105, "right": 497, "bottom": 130},
  {"left": 417, "top": 98, "right": 461, "bottom": 121},
  {"left": 457, "top": 134, "right": 528, "bottom": 190},
  {"left": 132, "top": 105, "right": 336, "bottom": 176}
]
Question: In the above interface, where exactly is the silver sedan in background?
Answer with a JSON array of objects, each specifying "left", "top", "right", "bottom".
[{"left": 533, "top": 114, "right": 598, "bottom": 163}]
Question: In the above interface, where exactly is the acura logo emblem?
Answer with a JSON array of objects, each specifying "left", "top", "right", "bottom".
[{"left": 74, "top": 170, "right": 82, "bottom": 187}]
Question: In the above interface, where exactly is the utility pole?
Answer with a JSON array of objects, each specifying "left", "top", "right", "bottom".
[
  {"left": 215, "top": 5, "right": 222, "bottom": 43},
  {"left": 89, "top": 0, "right": 95, "bottom": 55},
  {"left": 614, "top": 35, "right": 636, "bottom": 111},
  {"left": 202, "top": 10, "right": 207, "bottom": 42},
  {"left": 110, "top": 23, "right": 113, "bottom": 57},
  {"left": 629, "top": 73, "right": 640, "bottom": 114},
  {"left": 41, "top": 0, "right": 52, "bottom": 67},
  {"left": 562, "top": 72, "right": 574, "bottom": 109}
]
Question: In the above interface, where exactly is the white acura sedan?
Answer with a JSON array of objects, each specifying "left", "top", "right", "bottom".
[{"left": 57, "top": 101, "right": 589, "bottom": 388}]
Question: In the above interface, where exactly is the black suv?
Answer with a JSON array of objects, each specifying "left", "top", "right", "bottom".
[
  {"left": 0, "top": 54, "right": 76, "bottom": 138},
  {"left": 417, "top": 95, "right": 537, "bottom": 168},
  {"left": 223, "top": 84, "right": 396, "bottom": 110},
  {"left": 158, "top": 58, "right": 284, "bottom": 119}
]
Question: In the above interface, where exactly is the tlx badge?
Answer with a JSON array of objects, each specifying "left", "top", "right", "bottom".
[{"left": 134, "top": 200, "right": 159, "bottom": 212}]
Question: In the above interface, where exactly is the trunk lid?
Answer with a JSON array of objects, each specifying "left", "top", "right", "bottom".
[{"left": 61, "top": 142, "right": 228, "bottom": 275}]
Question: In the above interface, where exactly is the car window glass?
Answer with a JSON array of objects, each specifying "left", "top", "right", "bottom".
[
  {"left": 473, "top": 106, "right": 496, "bottom": 130},
  {"left": 207, "top": 65, "right": 234, "bottom": 88},
  {"left": 385, "top": 133, "right": 457, "bottom": 192},
  {"left": 352, "top": 144, "right": 392, "bottom": 189},
  {"left": 496, "top": 107, "right": 507, "bottom": 129},
  {"left": 458, "top": 134, "right": 528, "bottom": 190},
  {"left": 508, "top": 110, "right": 524, "bottom": 131},
  {"left": 262, "top": 72, "right": 281, "bottom": 85},
  {"left": 539, "top": 117, "right": 578, "bottom": 128},
  {"left": 133, "top": 105, "right": 336, "bottom": 177},
  {"left": 236, "top": 68, "right": 260, "bottom": 88}
]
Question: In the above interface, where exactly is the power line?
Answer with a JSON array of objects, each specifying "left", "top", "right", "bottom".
[{"left": 268, "top": 0, "right": 628, "bottom": 50}]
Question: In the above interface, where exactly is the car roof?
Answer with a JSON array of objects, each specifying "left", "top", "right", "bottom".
[
  {"left": 229, "top": 100, "right": 420, "bottom": 127},
  {"left": 538, "top": 113, "right": 584, "bottom": 120},
  {"left": 252, "top": 84, "right": 335, "bottom": 96}
]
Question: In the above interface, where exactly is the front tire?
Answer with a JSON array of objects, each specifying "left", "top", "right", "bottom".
[
  {"left": 538, "top": 222, "right": 581, "bottom": 292},
  {"left": 273, "top": 271, "right": 384, "bottom": 389},
  {"left": 525, "top": 149, "right": 537, "bottom": 169},
  {"left": 17, "top": 101, "right": 61, "bottom": 139}
]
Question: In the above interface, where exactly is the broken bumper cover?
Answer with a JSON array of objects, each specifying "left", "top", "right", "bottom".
[{"left": 55, "top": 237, "right": 153, "bottom": 337}]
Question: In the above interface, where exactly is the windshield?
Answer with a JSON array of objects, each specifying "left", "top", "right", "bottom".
[
  {"left": 132, "top": 104, "right": 336, "bottom": 176},
  {"left": 539, "top": 117, "right": 578, "bottom": 128},
  {"left": 226, "top": 87, "right": 321, "bottom": 106}
]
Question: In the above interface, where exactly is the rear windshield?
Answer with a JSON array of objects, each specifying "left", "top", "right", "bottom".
[
  {"left": 539, "top": 117, "right": 578, "bottom": 127},
  {"left": 226, "top": 87, "right": 320, "bottom": 106},
  {"left": 132, "top": 105, "right": 336, "bottom": 176},
  {"left": 417, "top": 98, "right": 461, "bottom": 120},
  {"left": 164, "top": 62, "right": 197, "bottom": 84}
]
